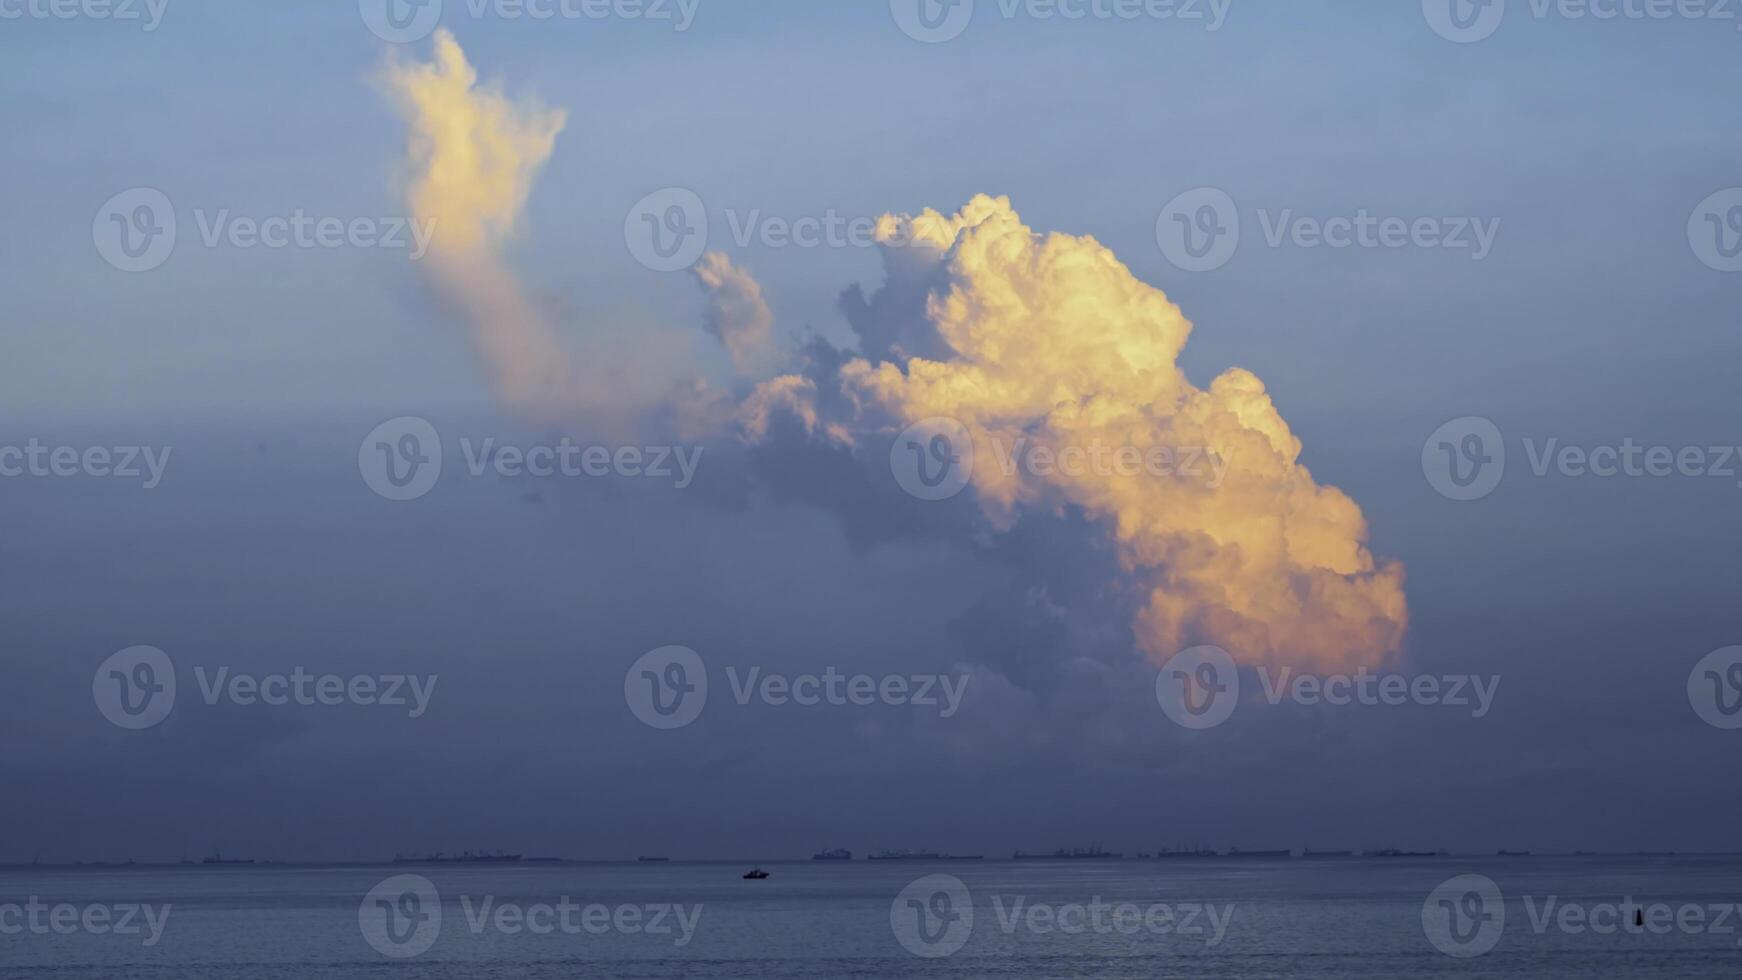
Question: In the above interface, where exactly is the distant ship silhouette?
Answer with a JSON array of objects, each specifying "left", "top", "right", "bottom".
[
  {"left": 392, "top": 851, "right": 524, "bottom": 865},
  {"left": 1014, "top": 845, "right": 1122, "bottom": 860},
  {"left": 868, "top": 849, "right": 940, "bottom": 861},
  {"left": 1368, "top": 849, "right": 1446, "bottom": 858},
  {"left": 1151, "top": 845, "right": 1219, "bottom": 859},
  {"left": 1226, "top": 848, "right": 1292, "bottom": 858}
]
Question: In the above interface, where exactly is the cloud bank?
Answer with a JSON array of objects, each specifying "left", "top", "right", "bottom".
[{"left": 380, "top": 36, "right": 1406, "bottom": 675}]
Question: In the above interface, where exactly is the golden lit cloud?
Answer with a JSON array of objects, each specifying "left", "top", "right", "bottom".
[
  {"left": 380, "top": 36, "right": 1405, "bottom": 671},
  {"left": 753, "top": 195, "right": 1408, "bottom": 671}
]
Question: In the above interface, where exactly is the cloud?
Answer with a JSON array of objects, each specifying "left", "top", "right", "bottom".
[
  {"left": 692, "top": 252, "right": 774, "bottom": 374},
  {"left": 385, "top": 29, "right": 703, "bottom": 436},
  {"left": 381, "top": 29, "right": 574, "bottom": 421},
  {"left": 746, "top": 195, "right": 1408, "bottom": 673},
  {"left": 384, "top": 29, "right": 565, "bottom": 255},
  {"left": 379, "top": 37, "right": 1404, "bottom": 674}
]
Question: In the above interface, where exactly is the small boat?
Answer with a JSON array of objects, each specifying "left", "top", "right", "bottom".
[{"left": 742, "top": 868, "right": 770, "bottom": 880}]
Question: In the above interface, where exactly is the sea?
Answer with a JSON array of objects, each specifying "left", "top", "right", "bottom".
[{"left": 1, "top": 856, "right": 1738, "bottom": 978}]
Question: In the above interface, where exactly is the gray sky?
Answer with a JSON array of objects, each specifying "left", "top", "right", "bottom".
[{"left": 2, "top": 0, "right": 1740, "bottom": 862}]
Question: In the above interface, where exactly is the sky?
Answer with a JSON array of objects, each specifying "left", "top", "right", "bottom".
[{"left": 2, "top": 0, "right": 1741, "bottom": 863}]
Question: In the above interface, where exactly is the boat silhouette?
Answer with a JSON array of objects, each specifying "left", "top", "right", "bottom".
[
  {"left": 393, "top": 851, "right": 524, "bottom": 865},
  {"left": 1226, "top": 848, "right": 1292, "bottom": 858},
  {"left": 868, "top": 849, "right": 942, "bottom": 861},
  {"left": 1013, "top": 845, "right": 1123, "bottom": 860},
  {"left": 1152, "top": 845, "right": 1219, "bottom": 859},
  {"left": 742, "top": 868, "right": 770, "bottom": 880}
]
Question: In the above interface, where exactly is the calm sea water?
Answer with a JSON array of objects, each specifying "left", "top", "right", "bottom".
[{"left": 2, "top": 857, "right": 1738, "bottom": 978}]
